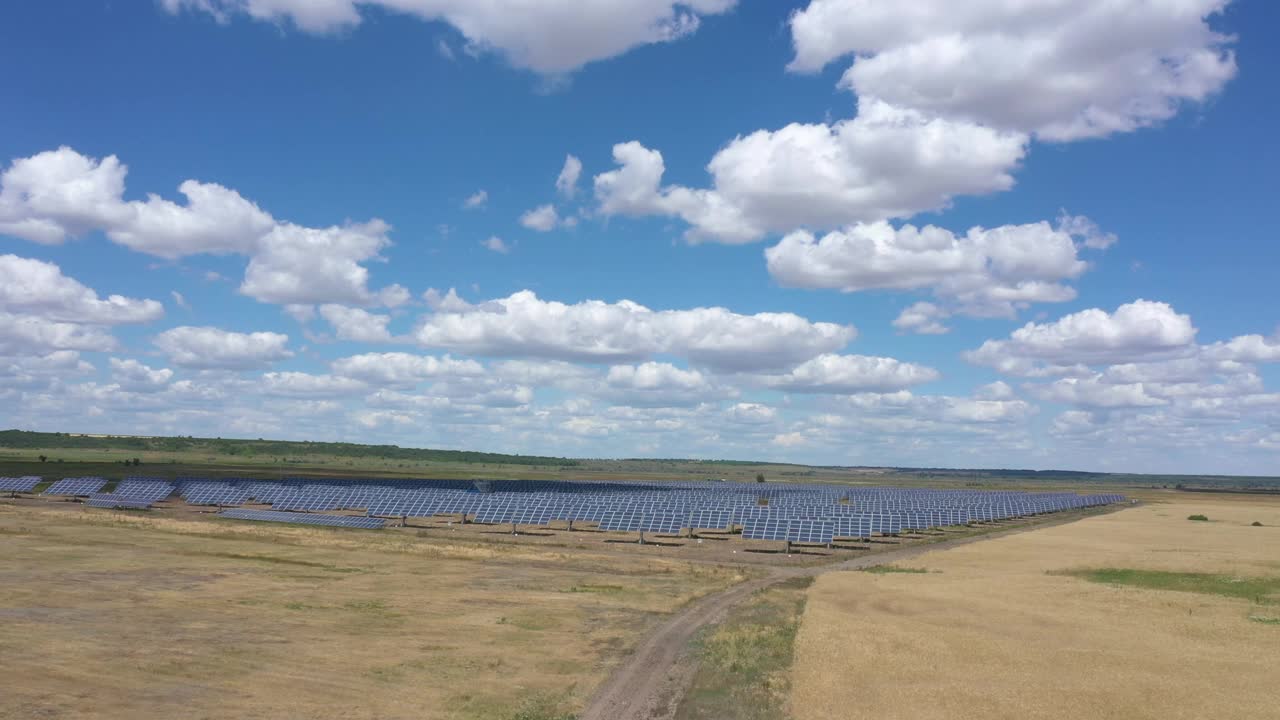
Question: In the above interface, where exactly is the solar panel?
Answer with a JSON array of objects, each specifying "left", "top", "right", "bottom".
[
  {"left": 687, "top": 509, "right": 732, "bottom": 530},
  {"left": 182, "top": 486, "right": 251, "bottom": 506},
  {"left": 431, "top": 497, "right": 481, "bottom": 515},
  {"left": 831, "top": 517, "right": 871, "bottom": 539},
  {"left": 742, "top": 517, "right": 834, "bottom": 545},
  {"left": 271, "top": 495, "right": 340, "bottom": 511},
  {"left": 741, "top": 517, "right": 783, "bottom": 541},
  {"left": 786, "top": 519, "right": 834, "bottom": 544},
  {"left": 570, "top": 504, "right": 610, "bottom": 522},
  {"left": 0, "top": 476, "right": 41, "bottom": 492},
  {"left": 598, "top": 510, "right": 644, "bottom": 532},
  {"left": 114, "top": 479, "right": 175, "bottom": 502},
  {"left": 473, "top": 504, "right": 517, "bottom": 524},
  {"left": 733, "top": 506, "right": 771, "bottom": 525},
  {"left": 43, "top": 477, "right": 107, "bottom": 496},
  {"left": 640, "top": 513, "right": 685, "bottom": 534},
  {"left": 86, "top": 494, "right": 153, "bottom": 510},
  {"left": 511, "top": 506, "right": 554, "bottom": 527},
  {"left": 219, "top": 509, "right": 386, "bottom": 529}
]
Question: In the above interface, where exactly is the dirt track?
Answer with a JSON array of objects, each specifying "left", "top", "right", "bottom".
[{"left": 579, "top": 508, "right": 1125, "bottom": 720}]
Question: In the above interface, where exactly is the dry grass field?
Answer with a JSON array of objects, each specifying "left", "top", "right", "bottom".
[
  {"left": 790, "top": 495, "right": 1280, "bottom": 720},
  {"left": 0, "top": 502, "right": 744, "bottom": 720}
]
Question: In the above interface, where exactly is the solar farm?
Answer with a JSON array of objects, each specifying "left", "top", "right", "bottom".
[
  {"left": 18, "top": 473, "right": 1122, "bottom": 553},
  {"left": 6, "top": 466, "right": 1278, "bottom": 720}
]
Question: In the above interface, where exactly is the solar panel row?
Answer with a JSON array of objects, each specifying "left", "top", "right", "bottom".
[
  {"left": 0, "top": 476, "right": 41, "bottom": 492},
  {"left": 219, "top": 508, "right": 386, "bottom": 529},
  {"left": 741, "top": 517, "right": 836, "bottom": 544},
  {"left": 597, "top": 510, "right": 685, "bottom": 534},
  {"left": 43, "top": 477, "right": 107, "bottom": 496},
  {"left": 86, "top": 495, "right": 154, "bottom": 510},
  {"left": 114, "top": 478, "right": 175, "bottom": 502},
  {"left": 41, "top": 475, "right": 1121, "bottom": 540}
]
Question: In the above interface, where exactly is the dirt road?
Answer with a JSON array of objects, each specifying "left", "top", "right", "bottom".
[{"left": 579, "top": 508, "right": 1123, "bottom": 720}]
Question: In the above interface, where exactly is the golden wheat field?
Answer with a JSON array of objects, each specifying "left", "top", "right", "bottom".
[
  {"left": 789, "top": 496, "right": 1280, "bottom": 720},
  {"left": 0, "top": 502, "right": 743, "bottom": 720}
]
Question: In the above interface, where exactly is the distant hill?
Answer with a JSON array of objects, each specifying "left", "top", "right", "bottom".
[
  {"left": 885, "top": 466, "right": 1106, "bottom": 479},
  {"left": 0, "top": 430, "right": 578, "bottom": 467},
  {"left": 3, "top": 430, "right": 1278, "bottom": 490}
]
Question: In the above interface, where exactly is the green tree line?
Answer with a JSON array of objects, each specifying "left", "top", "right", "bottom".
[{"left": 0, "top": 430, "right": 578, "bottom": 467}]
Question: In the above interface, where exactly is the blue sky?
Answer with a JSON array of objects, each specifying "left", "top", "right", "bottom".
[{"left": 2, "top": 0, "right": 1278, "bottom": 474}]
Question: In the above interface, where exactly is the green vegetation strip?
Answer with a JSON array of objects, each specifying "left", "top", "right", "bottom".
[
  {"left": 675, "top": 576, "right": 812, "bottom": 720},
  {"left": 860, "top": 565, "right": 931, "bottom": 574},
  {"left": 1054, "top": 568, "right": 1280, "bottom": 605},
  {"left": 508, "top": 691, "right": 576, "bottom": 720},
  {"left": 562, "top": 584, "right": 624, "bottom": 594},
  {"left": 504, "top": 691, "right": 576, "bottom": 717},
  {"left": 0, "top": 429, "right": 577, "bottom": 467}
]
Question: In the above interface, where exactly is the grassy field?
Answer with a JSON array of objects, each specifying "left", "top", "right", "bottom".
[
  {"left": 859, "top": 565, "right": 932, "bottom": 574},
  {"left": 0, "top": 501, "right": 745, "bottom": 720},
  {"left": 788, "top": 494, "right": 1280, "bottom": 720},
  {"left": 1055, "top": 567, "right": 1280, "bottom": 604},
  {"left": 674, "top": 577, "right": 813, "bottom": 720}
]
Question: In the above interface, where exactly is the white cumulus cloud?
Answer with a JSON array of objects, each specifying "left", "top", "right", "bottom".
[
  {"left": 0, "top": 147, "right": 132, "bottom": 244},
  {"left": 595, "top": 104, "right": 1027, "bottom": 243},
  {"left": 788, "top": 0, "right": 1236, "bottom": 141},
  {"left": 519, "top": 204, "right": 561, "bottom": 232},
  {"left": 966, "top": 300, "right": 1198, "bottom": 371},
  {"left": 318, "top": 304, "right": 394, "bottom": 343},
  {"left": 1202, "top": 334, "right": 1280, "bottom": 363},
  {"left": 241, "top": 220, "right": 406, "bottom": 306},
  {"left": 260, "top": 371, "right": 368, "bottom": 398},
  {"left": 728, "top": 402, "right": 778, "bottom": 425},
  {"left": 589, "top": 1, "right": 1233, "bottom": 245},
  {"left": 0, "top": 254, "right": 163, "bottom": 325},
  {"left": 109, "top": 358, "right": 174, "bottom": 392},
  {"left": 481, "top": 236, "right": 511, "bottom": 254},
  {"left": 0, "top": 351, "right": 93, "bottom": 390},
  {"left": 556, "top": 155, "right": 583, "bottom": 198},
  {"left": 892, "top": 302, "right": 950, "bottom": 335},
  {"left": 154, "top": 326, "right": 293, "bottom": 370},
  {"left": 0, "top": 147, "right": 405, "bottom": 308},
  {"left": 1029, "top": 376, "right": 1168, "bottom": 409},
  {"left": 0, "top": 254, "right": 162, "bottom": 358},
  {"left": 412, "top": 290, "right": 855, "bottom": 371},
  {"left": 768, "top": 218, "right": 1100, "bottom": 325},
  {"left": 330, "top": 352, "right": 484, "bottom": 387},
  {"left": 160, "top": 0, "right": 737, "bottom": 74},
  {"left": 603, "top": 361, "right": 730, "bottom": 407},
  {"left": 0, "top": 313, "right": 118, "bottom": 355},
  {"left": 760, "top": 353, "right": 940, "bottom": 394},
  {"left": 110, "top": 180, "right": 276, "bottom": 258}
]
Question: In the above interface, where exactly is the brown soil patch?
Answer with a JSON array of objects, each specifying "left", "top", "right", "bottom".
[{"left": 790, "top": 497, "right": 1280, "bottom": 720}]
